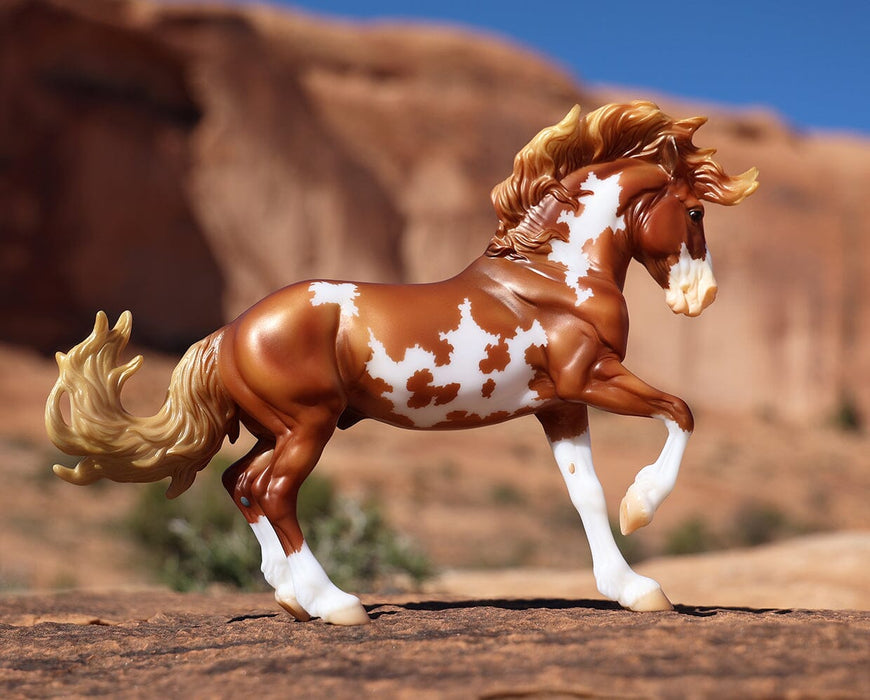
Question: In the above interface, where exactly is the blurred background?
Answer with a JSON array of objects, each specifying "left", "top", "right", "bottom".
[{"left": 0, "top": 0, "right": 867, "bottom": 607}]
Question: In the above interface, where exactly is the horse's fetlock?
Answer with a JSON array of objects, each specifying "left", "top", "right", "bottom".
[{"left": 671, "top": 399, "right": 694, "bottom": 433}]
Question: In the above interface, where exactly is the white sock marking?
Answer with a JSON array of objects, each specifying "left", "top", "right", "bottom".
[
  {"left": 550, "top": 429, "right": 662, "bottom": 607},
  {"left": 286, "top": 541, "right": 361, "bottom": 620},
  {"left": 249, "top": 516, "right": 294, "bottom": 593},
  {"left": 629, "top": 419, "right": 691, "bottom": 517}
]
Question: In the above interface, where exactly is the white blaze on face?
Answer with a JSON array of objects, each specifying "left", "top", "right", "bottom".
[
  {"left": 551, "top": 172, "right": 626, "bottom": 305},
  {"left": 665, "top": 244, "right": 718, "bottom": 316},
  {"left": 309, "top": 281, "right": 360, "bottom": 318},
  {"left": 365, "top": 298, "right": 548, "bottom": 427}
]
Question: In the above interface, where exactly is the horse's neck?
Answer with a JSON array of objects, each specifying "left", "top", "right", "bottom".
[
  {"left": 472, "top": 252, "right": 631, "bottom": 358},
  {"left": 523, "top": 201, "right": 633, "bottom": 293}
]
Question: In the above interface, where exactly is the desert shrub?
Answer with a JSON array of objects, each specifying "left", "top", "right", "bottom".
[
  {"left": 125, "top": 460, "right": 431, "bottom": 593},
  {"left": 730, "top": 502, "right": 798, "bottom": 547},
  {"left": 490, "top": 483, "right": 526, "bottom": 506},
  {"left": 297, "top": 474, "right": 432, "bottom": 591},
  {"left": 663, "top": 516, "right": 720, "bottom": 556},
  {"left": 661, "top": 503, "right": 807, "bottom": 558},
  {"left": 832, "top": 392, "right": 863, "bottom": 432},
  {"left": 125, "top": 463, "right": 263, "bottom": 592}
]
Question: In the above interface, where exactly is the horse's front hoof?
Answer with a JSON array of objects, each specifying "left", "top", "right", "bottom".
[
  {"left": 321, "top": 600, "right": 371, "bottom": 626},
  {"left": 275, "top": 590, "right": 311, "bottom": 622},
  {"left": 619, "top": 486, "right": 652, "bottom": 535},
  {"left": 627, "top": 587, "right": 673, "bottom": 612}
]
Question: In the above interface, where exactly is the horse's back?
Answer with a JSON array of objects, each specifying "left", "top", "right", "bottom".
[{"left": 218, "top": 268, "right": 556, "bottom": 432}]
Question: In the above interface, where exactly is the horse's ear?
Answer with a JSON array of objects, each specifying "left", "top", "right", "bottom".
[
  {"left": 661, "top": 136, "right": 680, "bottom": 177},
  {"left": 675, "top": 115, "right": 707, "bottom": 135}
]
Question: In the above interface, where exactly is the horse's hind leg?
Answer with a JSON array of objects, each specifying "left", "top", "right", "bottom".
[
  {"left": 247, "top": 413, "right": 369, "bottom": 626},
  {"left": 537, "top": 405, "right": 673, "bottom": 612},
  {"left": 222, "top": 439, "right": 310, "bottom": 621}
]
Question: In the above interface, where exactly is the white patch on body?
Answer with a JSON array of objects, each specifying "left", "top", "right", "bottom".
[
  {"left": 308, "top": 281, "right": 360, "bottom": 318},
  {"left": 664, "top": 244, "right": 717, "bottom": 316},
  {"left": 365, "top": 298, "right": 548, "bottom": 427},
  {"left": 550, "top": 172, "right": 626, "bottom": 306}
]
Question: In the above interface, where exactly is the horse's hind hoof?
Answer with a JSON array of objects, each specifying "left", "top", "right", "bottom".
[
  {"left": 628, "top": 588, "right": 673, "bottom": 612},
  {"left": 619, "top": 486, "right": 652, "bottom": 535},
  {"left": 275, "top": 592, "right": 311, "bottom": 622},
  {"left": 321, "top": 601, "right": 371, "bottom": 626}
]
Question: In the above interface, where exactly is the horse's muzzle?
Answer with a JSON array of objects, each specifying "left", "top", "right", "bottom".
[{"left": 665, "top": 246, "right": 718, "bottom": 317}]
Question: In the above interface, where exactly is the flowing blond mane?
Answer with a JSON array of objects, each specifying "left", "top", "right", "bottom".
[{"left": 487, "top": 100, "right": 759, "bottom": 257}]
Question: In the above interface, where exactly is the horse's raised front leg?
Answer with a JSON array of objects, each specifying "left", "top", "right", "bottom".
[
  {"left": 619, "top": 420, "right": 690, "bottom": 535},
  {"left": 537, "top": 405, "right": 673, "bottom": 611},
  {"left": 564, "top": 353, "right": 694, "bottom": 535}
]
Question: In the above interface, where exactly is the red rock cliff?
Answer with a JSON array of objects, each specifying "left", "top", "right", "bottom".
[{"left": 1, "top": 0, "right": 868, "bottom": 423}]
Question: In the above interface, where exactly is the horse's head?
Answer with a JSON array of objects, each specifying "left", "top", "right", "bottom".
[
  {"left": 621, "top": 157, "right": 719, "bottom": 317},
  {"left": 489, "top": 101, "right": 758, "bottom": 317}
]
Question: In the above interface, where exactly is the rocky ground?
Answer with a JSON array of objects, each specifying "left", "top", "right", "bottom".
[{"left": 2, "top": 590, "right": 868, "bottom": 699}]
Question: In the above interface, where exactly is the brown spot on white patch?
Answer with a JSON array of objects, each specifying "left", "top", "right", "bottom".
[
  {"left": 481, "top": 378, "right": 496, "bottom": 398},
  {"left": 568, "top": 463, "right": 575, "bottom": 474},
  {"left": 433, "top": 383, "right": 460, "bottom": 406},
  {"left": 485, "top": 410, "right": 512, "bottom": 424},
  {"left": 405, "top": 369, "right": 461, "bottom": 409},
  {"left": 406, "top": 369, "right": 435, "bottom": 409},
  {"left": 479, "top": 339, "right": 511, "bottom": 374},
  {"left": 445, "top": 410, "right": 470, "bottom": 423}
]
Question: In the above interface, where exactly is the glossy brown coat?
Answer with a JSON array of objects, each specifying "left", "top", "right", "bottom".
[{"left": 47, "top": 102, "right": 758, "bottom": 623}]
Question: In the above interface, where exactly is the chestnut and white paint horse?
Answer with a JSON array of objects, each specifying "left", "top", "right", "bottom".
[{"left": 47, "top": 102, "right": 757, "bottom": 625}]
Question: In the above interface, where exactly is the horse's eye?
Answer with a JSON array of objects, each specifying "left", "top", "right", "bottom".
[{"left": 688, "top": 208, "right": 704, "bottom": 223}]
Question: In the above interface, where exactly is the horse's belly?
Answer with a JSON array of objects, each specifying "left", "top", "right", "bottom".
[
  {"left": 358, "top": 303, "right": 550, "bottom": 429},
  {"left": 363, "top": 365, "right": 546, "bottom": 429}
]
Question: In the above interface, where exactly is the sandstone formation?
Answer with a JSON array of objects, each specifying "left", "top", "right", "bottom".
[{"left": 1, "top": 0, "right": 868, "bottom": 424}]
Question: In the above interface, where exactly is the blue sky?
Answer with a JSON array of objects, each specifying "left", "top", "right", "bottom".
[{"left": 272, "top": 0, "right": 869, "bottom": 135}]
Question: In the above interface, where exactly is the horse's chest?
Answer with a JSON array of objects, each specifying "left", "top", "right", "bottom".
[{"left": 361, "top": 299, "right": 549, "bottom": 428}]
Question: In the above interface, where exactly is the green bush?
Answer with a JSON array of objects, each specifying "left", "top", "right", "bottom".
[
  {"left": 663, "top": 516, "right": 720, "bottom": 556},
  {"left": 730, "top": 502, "right": 796, "bottom": 547},
  {"left": 125, "top": 464, "right": 264, "bottom": 592},
  {"left": 662, "top": 502, "right": 805, "bottom": 558},
  {"left": 125, "top": 461, "right": 431, "bottom": 593},
  {"left": 832, "top": 392, "right": 863, "bottom": 432},
  {"left": 297, "top": 474, "right": 432, "bottom": 591}
]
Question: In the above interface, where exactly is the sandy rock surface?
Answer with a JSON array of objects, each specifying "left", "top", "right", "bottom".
[
  {"left": 1, "top": 590, "right": 867, "bottom": 698},
  {"left": 430, "top": 531, "right": 870, "bottom": 611}
]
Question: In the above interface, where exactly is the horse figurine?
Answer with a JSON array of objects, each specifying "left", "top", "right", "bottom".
[{"left": 47, "top": 101, "right": 757, "bottom": 625}]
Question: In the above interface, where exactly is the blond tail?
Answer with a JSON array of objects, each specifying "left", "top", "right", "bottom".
[{"left": 46, "top": 311, "right": 237, "bottom": 498}]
